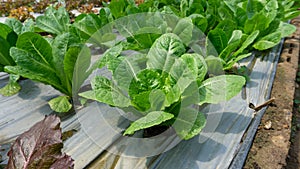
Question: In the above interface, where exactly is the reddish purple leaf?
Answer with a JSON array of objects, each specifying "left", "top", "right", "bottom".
[{"left": 6, "top": 115, "right": 74, "bottom": 169}]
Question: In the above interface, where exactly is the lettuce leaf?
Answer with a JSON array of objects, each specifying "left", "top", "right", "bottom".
[{"left": 6, "top": 115, "right": 74, "bottom": 169}]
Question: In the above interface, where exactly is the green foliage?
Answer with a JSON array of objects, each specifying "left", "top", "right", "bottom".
[
  {"left": 4, "top": 32, "right": 90, "bottom": 112},
  {"left": 36, "top": 6, "right": 70, "bottom": 35},
  {"left": 80, "top": 33, "right": 246, "bottom": 139},
  {"left": 0, "top": 74, "right": 21, "bottom": 96}
]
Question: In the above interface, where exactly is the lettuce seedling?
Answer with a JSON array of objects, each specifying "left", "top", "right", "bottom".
[{"left": 79, "top": 33, "right": 245, "bottom": 140}]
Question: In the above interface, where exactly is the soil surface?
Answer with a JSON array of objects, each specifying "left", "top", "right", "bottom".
[{"left": 244, "top": 16, "right": 300, "bottom": 169}]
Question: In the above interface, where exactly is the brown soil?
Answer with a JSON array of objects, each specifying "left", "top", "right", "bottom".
[{"left": 244, "top": 17, "right": 300, "bottom": 169}]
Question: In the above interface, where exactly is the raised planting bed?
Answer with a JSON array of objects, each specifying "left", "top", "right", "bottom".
[
  {"left": 244, "top": 16, "right": 300, "bottom": 169},
  {"left": 0, "top": 26, "right": 285, "bottom": 169},
  {"left": 0, "top": 1, "right": 300, "bottom": 169}
]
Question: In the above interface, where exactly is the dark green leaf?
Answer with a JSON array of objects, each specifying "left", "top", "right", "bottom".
[
  {"left": 233, "top": 30, "right": 259, "bottom": 57},
  {"left": 216, "top": 19, "right": 237, "bottom": 39},
  {"left": 0, "top": 36, "right": 15, "bottom": 66},
  {"left": 244, "top": 12, "right": 272, "bottom": 34},
  {"left": 207, "top": 28, "right": 228, "bottom": 55},
  {"left": 189, "top": 14, "right": 208, "bottom": 33},
  {"left": 0, "top": 22, "right": 17, "bottom": 46},
  {"left": 53, "top": 33, "right": 80, "bottom": 94},
  {"left": 220, "top": 30, "right": 243, "bottom": 61},
  {"left": 109, "top": 0, "right": 128, "bottom": 19}
]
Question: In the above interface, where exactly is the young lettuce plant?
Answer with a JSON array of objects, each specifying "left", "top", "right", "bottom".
[
  {"left": 79, "top": 33, "right": 245, "bottom": 140},
  {"left": 4, "top": 31, "right": 93, "bottom": 113},
  {"left": 7, "top": 115, "right": 74, "bottom": 169},
  {"left": 0, "top": 18, "right": 34, "bottom": 96}
]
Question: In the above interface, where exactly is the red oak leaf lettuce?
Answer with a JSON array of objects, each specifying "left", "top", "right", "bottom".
[{"left": 6, "top": 115, "right": 74, "bottom": 169}]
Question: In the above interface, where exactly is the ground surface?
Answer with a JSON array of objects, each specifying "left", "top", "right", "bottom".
[{"left": 244, "top": 16, "right": 300, "bottom": 169}]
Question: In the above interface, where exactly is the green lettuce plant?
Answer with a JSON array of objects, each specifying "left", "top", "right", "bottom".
[
  {"left": 79, "top": 33, "right": 246, "bottom": 140},
  {"left": 0, "top": 18, "right": 34, "bottom": 96},
  {"left": 4, "top": 31, "right": 93, "bottom": 113}
]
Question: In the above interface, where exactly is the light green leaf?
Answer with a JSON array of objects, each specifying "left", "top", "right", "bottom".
[
  {"left": 124, "top": 111, "right": 174, "bottom": 135},
  {"left": 0, "top": 74, "right": 21, "bottom": 96},
  {"left": 5, "top": 18, "right": 23, "bottom": 35},
  {"left": 129, "top": 69, "right": 176, "bottom": 111},
  {"left": 278, "top": 22, "right": 296, "bottom": 38},
  {"left": 5, "top": 18, "right": 34, "bottom": 35},
  {"left": 253, "top": 32, "right": 282, "bottom": 50},
  {"left": 113, "top": 54, "right": 144, "bottom": 90},
  {"left": 148, "top": 89, "right": 166, "bottom": 112},
  {"left": 99, "top": 44, "right": 123, "bottom": 69},
  {"left": 73, "top": 13, "right": 111, "bottom": 43},
  {"left": 173, "top": 17, "right": 193, "bottom": 45},
  {"left": 147, "top": 33, "right": 185, "bottom": 73},
  {"left": 173, "top": 108, "right": 206, "bottom": 140},
  {"left": 78, "top": 90, "right": 96, "bottom": 100},
  {"left": 22, "top": 19, "right": 35, "bottom": 33},
  {"left": 36, "top": 6, "right": 70, "bottom": 35},
  {"left": 48, "top": 96, "right": 72, "bottom": 113},
  {"left": 170, "top": 54, "right": 198, "bottom": 94},
  {"left": 198, "top": 75, "right": 245, "bottom": 105},
  {"left": 80, "top": 76, "right": 130, "bottom": 107},
  {"left": 165, "top": 85, "right": 181, "bottom": 107},
  {"left": 205, "top": 56, "right": 224, "bottom": 75}
]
